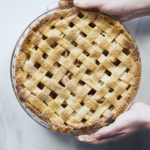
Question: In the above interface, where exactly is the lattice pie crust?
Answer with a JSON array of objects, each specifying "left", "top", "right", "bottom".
[{"left": 15, "top": 7, "right": 141, "bottom": 134}]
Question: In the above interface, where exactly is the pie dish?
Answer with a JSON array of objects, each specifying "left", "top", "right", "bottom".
[{"left": 14, "top": 7, "right": 141, "bottom": 134}]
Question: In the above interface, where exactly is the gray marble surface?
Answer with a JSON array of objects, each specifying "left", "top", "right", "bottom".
[{"left": 0, "top": 0, "right": 150, "bottom": 149}]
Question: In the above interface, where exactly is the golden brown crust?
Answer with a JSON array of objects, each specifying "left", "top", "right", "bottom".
[{"left": 15, "top": 7, "right": 141, "bottom": 134}]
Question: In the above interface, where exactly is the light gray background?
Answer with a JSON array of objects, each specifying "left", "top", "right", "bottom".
[{"left": 0, "top": 0, "right": 150, "bottom": 149}]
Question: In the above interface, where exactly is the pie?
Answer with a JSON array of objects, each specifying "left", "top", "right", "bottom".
[{"left": 15, "top": 7, "right": 141, "bottom": 134}]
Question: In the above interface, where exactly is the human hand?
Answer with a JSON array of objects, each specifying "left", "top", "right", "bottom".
[
  {"left": 75, "top": 102, "right": 150, "bottom": 144},
  {"left": 58, "top": 0, "right": 150, "bottom": 21}
]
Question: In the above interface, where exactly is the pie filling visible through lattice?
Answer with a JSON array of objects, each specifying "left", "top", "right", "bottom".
[{"left": 15, "top": 7, "right": 141, "bottom": 134}]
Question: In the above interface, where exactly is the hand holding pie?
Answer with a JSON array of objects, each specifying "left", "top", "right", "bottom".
[
  {"left": 59, "top": 0, "right": 150, "bottom": 21},
  {"left": 76, "top": 102, "right": 150, "bottom": 144}
]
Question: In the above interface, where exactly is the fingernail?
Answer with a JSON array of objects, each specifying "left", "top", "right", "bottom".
[
  {"left": 78, "top": 135, "right": 88, "bottom": 141},
  {"left": 88, "top": 134, "right": 96, "bottom": 142},
  {"left": 74, "top": 0, "right": 80, "bottom": 5},
  {"left": 78, "top": 135, "right": 85, "bottom": 141},
  {"left": 78, "top": 135, "right": 96, "bottom": 142},
  {"left": 59, "top": 0, "right": 69, "bottom": 6}
]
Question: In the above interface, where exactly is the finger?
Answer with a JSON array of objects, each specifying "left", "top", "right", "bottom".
[
  {"left": 116, "top": 11, "right": 148, "bottom": 22},
  {"left": 76, "top": 133, "right": 126, "bottom": 144},
  {"left": 128, "top": 102, "right": 147, "bottom": 110},
  {"left": 59, "top": 0, "right": 73, "bottom": 6},
  {"left": 116, "top": 16, "right": 131, "bottom": 22},
  {"left": 95, "top": 123, "right": 122, "bottom": 140},
  {"left": 88, "top": 133, "right": 126, "bottom": 145},
  {"left": 76, "top": 123, "right": 123, "bottom": 142},
  {"left": 115, "top": 12, "right": 134, "bottom": 22},
  {"left": 73, "top": 0, "right": 105, "bottom": 10}
]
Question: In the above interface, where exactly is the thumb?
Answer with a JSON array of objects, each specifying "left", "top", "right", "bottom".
[{"left": 73, "top": 0, "right": 105, "bottom": 9}]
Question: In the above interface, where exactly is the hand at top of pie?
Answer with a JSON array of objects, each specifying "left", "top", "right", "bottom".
[{"left": 59, "top": 0, "right": 150, "bottom": 21}]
